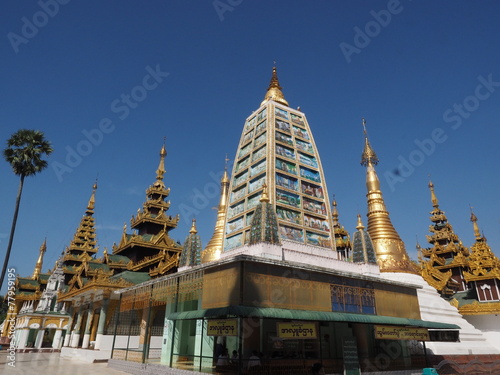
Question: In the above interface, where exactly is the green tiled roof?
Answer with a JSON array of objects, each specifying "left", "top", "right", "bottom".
[
  {"left": 88, "top": 262, "right": 111, "bottom": 271},
  {"left": 452, "top": 289, "right": 478, "bottom": 307},
  {"left": 110, "top": 271, "right": 150, "bottom": 285},
  {"left": 108, "top": 254, "right": 131, "bottom": 265}
]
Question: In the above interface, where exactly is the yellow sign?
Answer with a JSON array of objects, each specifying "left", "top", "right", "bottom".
[
  {"left": 207, "top": 319, "right": 238, "bottom": 336},
  {"left": 277, "top": 322, "right": 318, "bottom": 339},
  {"left": 374, "top": 325, "right": 429, "bottom": 341}
]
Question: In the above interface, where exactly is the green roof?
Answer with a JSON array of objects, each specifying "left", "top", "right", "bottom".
[
  {"left": 107, "top": 254, "right": 131, "bottom": 265},
  {"left": 453, "top": 289, "right": 478, "bottom": 307},
  {"left": 110, "top": 271, "right": 151, "bottom": 285},
  {"left": 17, "top": 278, "right": 39, "bottom": 288},
  {"left": 88, "top": 262, "right": 110, "bottom": 271},
  {"left": 167, "top": 305, "right": 460, "bottom": 330},
  {"left": 39, "top": 273, "right": 50, "bottom": 281}
]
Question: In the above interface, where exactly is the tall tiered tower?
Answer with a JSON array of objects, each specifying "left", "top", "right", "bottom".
[
  {"left": 61, "top": 183, "right": 102, "bottom": 288},
  {"left": 112, "top": 143, "right": 182, "bottom": 276},
  {"left": 222, "top": 67, "right": 334, "bottom": 252},
  {"left": 360, "top": 119, "right": 417, "bottom": 273},
  {"left": 420, "top": 181, "right": 469, "bottom": 294}
]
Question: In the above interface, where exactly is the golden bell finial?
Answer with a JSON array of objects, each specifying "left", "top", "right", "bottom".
[
  {"left": 189, "top": 218, "right": 198, "bottom": 234},
  {"left": 356, "top": 214, "right": 365, "bottom": 230},
  {"left": 469, "top": 206, "right": 482, "bottom": 241},
  {"left": 332, "top": 196, "right": 339, "bottom": 225},
  {"left": 261, "top": 66, "right": 289, "bottom": 107},
  {"left": 360, "top": 118, "right": 379, "bottom": 166}
]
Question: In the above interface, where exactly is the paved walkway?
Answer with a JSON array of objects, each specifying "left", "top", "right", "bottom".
[{"left": 0, "top": 352, "right": 127, "bottom": 375}]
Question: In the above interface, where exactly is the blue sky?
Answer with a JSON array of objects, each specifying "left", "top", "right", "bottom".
[{"left": 1, "top": 1, "right": 499, "bottom": 290}]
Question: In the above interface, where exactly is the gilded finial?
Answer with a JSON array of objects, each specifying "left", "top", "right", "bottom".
[
  {"left": 428, "top": 180, "right": 439, "bottom": 208},
  {"left": 123, "top": 222, "right": 127, "bottom": 233},
  {"left": 32, "top": 238, "right": 47, "bottom": 279},
  {"left": 87, "top": 180, "right": 98, "bottom": 211},
  {"left": 261, "top": 66, "right": 289, "bottom": 107},
  {"left": 260, "top": 183, "right": 270, "bottom": 203},
  {"left": 360, "top": 118, "right": 379, "bottom": 166},
  {"left": 356, "top": 214, "right": 365, "bottom": 230},
  {"left": 469, "top": 206, "right": 482, "bottom": 241},
  {"left": 155, "top": 141, "right": 167, "bottom": 187},
  {"left": 332, "top": 196, "right": 339, "bottom": 225},
  {"left": 189, "top": 218, "right": 198, "bottom": 234}
]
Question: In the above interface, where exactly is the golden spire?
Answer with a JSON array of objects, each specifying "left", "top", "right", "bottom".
[
  {"left": 189, "top": 218, "right": 198, "bottom": 234},
  {"left": 260, "top": 66, "right": 289, "bottom": 107},
  {"left": 32, "top": 239, "right": 47, "bottom": 279},
  {"left": 155, "top": 139, "right": 167, "bottom": 188},
  {"left": 428, "top": 180, "right": 439, "bottom": 208},
  {"left": 360, "top": 118, "right": 379, "bottom": 167},
  {"left": 332, "top": 198, "right": 339, "bottom": 226},
  {"left": 260, "top": 183, "right": 270, "bottom": 203},
  {"left": 356, "top": 214, "right": 365, "bottom": 230},
  {"left": 201, "top": 159, "right": 231, "bottom": 263},
  {"left": 87, "top": 180, "right": 98, "bottom": 212},
  {"left": 360, "top": 118, "right": 417, "bottom": 273},
  {"left": 470, "top": 207, "right": 482, "bottom": 241}
]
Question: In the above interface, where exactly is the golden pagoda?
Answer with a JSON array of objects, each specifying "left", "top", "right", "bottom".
[
  {"left": 360, "top": 119, "right": 418, "bottom": 273},
  {"left": 201, "top": 161, "right": 230, "bottom": 263}
]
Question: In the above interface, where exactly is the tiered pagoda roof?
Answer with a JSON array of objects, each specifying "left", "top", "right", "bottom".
[
  {"left": 112, "top": 143, "right": 182, "bottom": 278},
  {"left": 420, "top": 181, "right": 469, "bottom": 295}
]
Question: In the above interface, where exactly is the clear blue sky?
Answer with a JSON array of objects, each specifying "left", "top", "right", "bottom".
[{"left": 1, "top": 1, "right": 499, "bottom": 290}]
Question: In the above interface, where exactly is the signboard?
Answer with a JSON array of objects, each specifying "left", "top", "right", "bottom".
[
  {"left": 276, "top": 322, "right": 318, "bottom": 339},
  {"left": 342, "top": 337, "right": 361, "bottom": 375},
  {"left": 374, "top": 325, "right": 430, "bottom": 341},
  {"left": 207, "top": 319, "right": 238, "bottom": 336}
]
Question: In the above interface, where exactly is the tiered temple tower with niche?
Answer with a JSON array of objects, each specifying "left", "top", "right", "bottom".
[
  {"left": 220, "top": 67, "right": 334, "bottom": 254},
  {"left": 419, "top": 181, "right": 470, "bottom": 295},
  {"left": 111, "top": 143, "right": 183, "bottom": 276}
]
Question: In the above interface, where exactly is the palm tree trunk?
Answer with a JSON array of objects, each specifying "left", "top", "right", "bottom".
[{"left": 0, "top": 175, "right": 25, "bottom": 290}]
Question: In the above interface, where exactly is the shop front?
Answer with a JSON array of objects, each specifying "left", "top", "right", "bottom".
[{"left": 110, "top": 255, "right": 459, "bottom": 374}]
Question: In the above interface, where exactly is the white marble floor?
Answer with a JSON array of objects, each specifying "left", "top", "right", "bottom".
[{"left": 0, "top": 352, "right": 127, "bottom": 375}]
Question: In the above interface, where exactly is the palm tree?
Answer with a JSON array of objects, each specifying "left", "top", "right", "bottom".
[{"left": 0, "top": 129, "right": 53, "bottom": 289}]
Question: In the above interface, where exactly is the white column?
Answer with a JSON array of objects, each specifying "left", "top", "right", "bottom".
[
  {"left": 70, "top": 307, "right": 83, "bottom": 348},
  {"left": 81, "top": 304, "right": 94, "bottom": 349},
  {"left": 52, "top": 329, "right": 63, "bottom": 349},
  {"left": 34, "top": 329, "right": 45, "bottom": 349},
  {"left": 16, "top": 329, "right": 29, "bottom": 349},
  {"left": 94, "top": 298, "right": 110, "bottom": 350}
]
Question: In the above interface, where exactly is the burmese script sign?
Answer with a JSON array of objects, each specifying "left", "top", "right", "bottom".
[
  {"left": 277, "top": 322, "right": 318, "bottom": 339},
  {"left": 374, "top": 325, "right": 430, "bottom": 341},
  {"left": 207, "top": 319, "right": 238, "bottom": 336}
]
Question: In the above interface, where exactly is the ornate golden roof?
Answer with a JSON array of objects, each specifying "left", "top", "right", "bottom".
[
  {"left": 463, "top": 211, "right": 500, "bottom": 283},
  {"left": 260, "top": 66, "right": 289, "bottom": 107},
  {"left": 360, "top": 119, "right": 418, "bottom": 273},
  {"left": 201, "top": 167, "right": 230, "bottom": 263}
]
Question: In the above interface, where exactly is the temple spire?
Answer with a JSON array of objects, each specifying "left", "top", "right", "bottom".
[
  {"left": 32, "top": 239, "right": 47, "bottom": 279},
  {"left": 260, "top": 66, "right": 289, "bottom": 107},
  {"left": 331, "top": 197, "right": 351, "bottom": 260},
  {"left": 428, "top": 180, "right": 439, "bottom": 208},
  {"left": 201, "top": 159, "right": 231, "bottom": 263},
  {"left": 260, "top": 183, "right": 270, "bottom": 203},
  {"left": 352, "top": 214, "right": 377, "bottom": 264},
  {"left": 87, "top": 180, "right": 98, "bottom": 213},
  {"left": 155, "top": 140, "right": 167, "bottom": 189},
  {"left": 470, "top": 207, "right": 482, "bottom": 241},
  {"left": 189, "top": 218, "right": 198, "bottom": 234},
  {"left": 360, "top": 118, "right": 417, "bottom": 273}
]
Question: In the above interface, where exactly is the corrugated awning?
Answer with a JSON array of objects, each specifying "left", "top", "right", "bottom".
[{"left": 166, "top": 305, "right": 459, "bottom": 330}]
